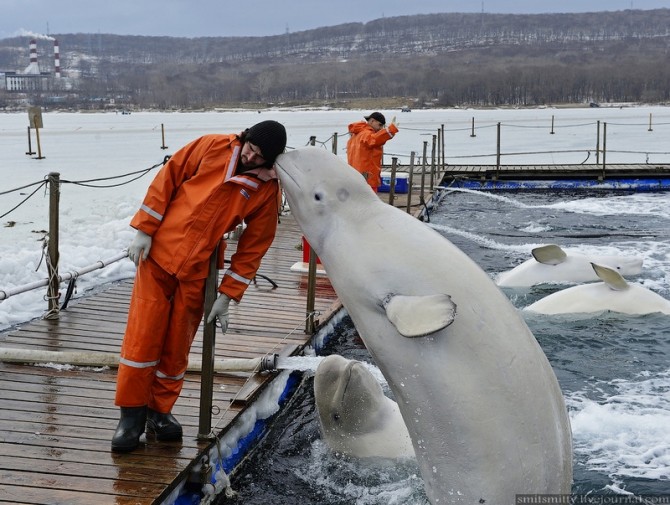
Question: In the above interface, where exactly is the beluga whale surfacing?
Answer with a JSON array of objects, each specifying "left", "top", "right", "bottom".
[{"left": 275, "top": 147, "right": 573, "bottom": 504}]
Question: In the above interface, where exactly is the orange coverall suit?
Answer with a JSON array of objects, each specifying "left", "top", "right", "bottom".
[
  {"left": 115, "top": 134, "right": 279, "bottom": 413},
  {"left": 346, "top": 121, "right": 399, "bottom": 192}
]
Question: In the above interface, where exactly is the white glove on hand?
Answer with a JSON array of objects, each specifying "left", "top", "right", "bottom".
[
  {"left": 391, "top": 116, "right": 399, "bottom": 128},
  {"left": 128, "top": 230, "right": 152, "bottom": 266},
  {"left": 206, "top": 294, "right": 231, "bottom": 334}
]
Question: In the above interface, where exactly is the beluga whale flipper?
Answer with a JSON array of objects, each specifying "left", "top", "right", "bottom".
[
  {"left": 314, "top": 354, "right": 414, "bottom": 459},
  {"left": 525, "top": 262, "right": 670, "bottom": 315},
  {"left": 496, "top": 244, "right": 643, "bottom": 287},
  {"left": 276, "top": 147, "right": 573, "bottom": 505}
]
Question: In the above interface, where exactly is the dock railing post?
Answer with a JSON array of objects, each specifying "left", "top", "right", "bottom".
[
  {"left": 441, "top": 124, "right": 445, "bottom": 175},
  {"left": 305, "top": 244, "right": 317, "bottom": 334},
  {"left": 198, "top": 248, "right": 218, "bottom": 439},
  {"left": 309, "top": 136, "right": 316, "bottom": 147},
  {"left": 45, "top": 172, "right": 60, "bottom": 319},
  {"left": 420, "top": 141, "right": 428, "bottom": 206},
  {"left": 596, "top": 120, "right": 600, "bottom": 165},
  {"left": 332, "top": 132, "right": 338, "bottom": 154},
  {"left": 496, "top": 122, "right": 501, "bottom": 178},
  {"left": 406, "top": 151, "right": 416, "bottom": 214},
  {"left": 388, "top": 157, "right": 398, "bottom": 206},
  {"left": 601, "top": 122, "right": 607, "bottom": 179},
  {"left": 430, "top": 134, "right": 437, "bottom": 189}
]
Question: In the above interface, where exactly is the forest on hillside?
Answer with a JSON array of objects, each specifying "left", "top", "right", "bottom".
[{"left": 1, "top": 9, "right": 669, "bottom": 109}]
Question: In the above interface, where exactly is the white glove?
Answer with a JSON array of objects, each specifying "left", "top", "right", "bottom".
[
  {"left": 128, "top": 230, "right": 152, "bottom": 266},
  {"left": 206, "top": 294, "right": 231, "bottom": 334},
  {"left": 391, "top": 116, "right": 399, "bottom": 128}
]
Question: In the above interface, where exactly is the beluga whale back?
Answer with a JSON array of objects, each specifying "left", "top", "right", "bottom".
[{"left": 276, "top": 147, "right": 573, "bottom": 505}]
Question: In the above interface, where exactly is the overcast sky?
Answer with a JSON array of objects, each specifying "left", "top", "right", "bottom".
[{"left": 2, "top": 0, "right": 669, "bottom": 40}]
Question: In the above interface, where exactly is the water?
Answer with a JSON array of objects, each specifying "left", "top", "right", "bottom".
[{"left": 219, "top": 189, "right": 670, "bottom": 504}]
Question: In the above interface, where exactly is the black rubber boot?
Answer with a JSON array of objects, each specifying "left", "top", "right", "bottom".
[
  {"left": 111, "top": 406, "right": 147, "bottom": 452},
  {"left": 146, "top": 408, "right": 183, "bottom": 441}
]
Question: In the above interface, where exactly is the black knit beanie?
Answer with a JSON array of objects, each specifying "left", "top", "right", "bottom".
[{"left": 245, "top": 120, "right": 287, "bottom": 166}]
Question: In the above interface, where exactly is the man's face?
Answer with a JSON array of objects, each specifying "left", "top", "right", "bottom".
[
  {"left": 241, "top": 141, "right": 267, "bottom": 168},
  {"left": 367, "top": 118, "right": 384, "bottom": 132}
]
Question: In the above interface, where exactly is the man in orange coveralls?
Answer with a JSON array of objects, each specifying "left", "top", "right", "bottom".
[
  {"left": 346, "top": 111, "right": 399, "bottom": 192},
  {"left": 112, "top": 120, "right": 287, "bottom": 452}
]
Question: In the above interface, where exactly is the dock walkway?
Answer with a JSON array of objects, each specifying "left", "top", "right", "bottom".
[{"left": 0, "top": 214, "right": 340, "bottom": 505}]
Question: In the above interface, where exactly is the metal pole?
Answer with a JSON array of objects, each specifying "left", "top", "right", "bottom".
[
  {"left": 388, "top": 157, "right": 398, "bottom": 207},
  {"left": 430, "top": 134, "right": 437, "bottom": 189},
  {"left": 198, "top": 249, "right": 218, "bottom": 439},
  {"left": 648, "top": 113, "right": 653, "bottom": 132},
  {"left": 406, "top": 151, "right": 416, "bottom": 214},
  {"left": 46, "top": 172, "right": 60, "bottom": 318},
  {"left": 441, "top": 123, "right": 445, "bottom": 175},
  {"left": 550, "top": 115, "right": 555, "bottom": 134},
  {"left": 470, "top": 117, "right": 476, "bottom": 137},
  {"left": 332, "top": 132, "right": 338, "bottom": 154}
]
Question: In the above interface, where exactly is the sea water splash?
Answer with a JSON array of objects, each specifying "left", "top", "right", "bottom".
[{"left": 567, "top": 369, "right": 670, "bottom": 482}]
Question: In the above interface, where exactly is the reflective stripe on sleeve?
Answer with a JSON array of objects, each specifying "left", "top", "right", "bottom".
[
  {"left": 140, "top": 204, "right": 163, "bottom": 222},
  {"left": 224, "top": 268, "right": 252, "bottom": 285}
]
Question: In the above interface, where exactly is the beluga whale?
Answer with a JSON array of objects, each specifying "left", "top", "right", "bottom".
[
  {"left": 525, "top": 262, "right": 670, "bottom": 316},
  {"left": 276, "top": 147, "right": 573, "bottom": 505},
  {"left": 496, "top": 244, "right": 643, "bottom": 287},
  {"left": 314, "top": 354, "right": 414, "bottom": 459}
]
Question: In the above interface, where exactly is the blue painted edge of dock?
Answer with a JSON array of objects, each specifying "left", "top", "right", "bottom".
[
  {"left": 442, "top": 178, "right": 670, "bottom": 191},
  {"left": 169, "top": 309, "right": 348, "bottom": 505}
]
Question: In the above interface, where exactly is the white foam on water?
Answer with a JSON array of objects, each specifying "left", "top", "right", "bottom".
[{"left": 567, "top": 369, "right": 670, "bottom": 482}]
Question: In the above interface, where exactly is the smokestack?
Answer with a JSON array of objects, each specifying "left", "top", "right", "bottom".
[
  {"left": 23, "top": 39, "right": 41, "bottom": 75},
  {"left": 54, "top": 39, "right": 61, "bottom": 78}
]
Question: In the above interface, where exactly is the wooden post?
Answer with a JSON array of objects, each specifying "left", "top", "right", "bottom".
[
  {"left": 305, "top": 244, "right": 317, "bottom": 334},
  {"left": 45, "top": 172, "right": 60, "bottom": 318},
  {"left": 160, "top": 123, "right": 168, "bottom": 150},
  {"left": 596, "top": 120, "right": 600, "bottom": 165},
  {"left": 198, "top": 248, "right": 219, "bottom": 439},
  {"left": 602, "top": 122, "right": 607, "bottom": 178},
  {"left": 430, "top": 134, "right": 437, "bottom": 189},
  {"left": 332, "top": 132, "right": 338, "bottom": 154},
  {"left": 496, "top": 122, "right": 501, "bottom": 178},
  {"left": 25, "top": 126, "right": 35, "bottom": 155},
  {"left": 441, "top": 123, "right": 445, "bottom": 175},
  {"left": 34, "top": 123, "right": 45, "bottom": 160},
  {"left": 406, "top": 151, "right": 416, "bottom": 214},
  {"left": 420, "top": 141, "right": 428, "bottom": 205},
  {"left": 388, "top": 157, "right": 398, "bottom": 207},
  {"left": 470, "top": 117, "right": 476, "bottom": 137}
]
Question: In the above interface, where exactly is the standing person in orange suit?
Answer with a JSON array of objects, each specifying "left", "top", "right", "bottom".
[
  {"left": 112, "top": 120, "right": 287, "bottom": 452},
  {"left": 346, "top": 111, "right": 399, "bottom": 192}
]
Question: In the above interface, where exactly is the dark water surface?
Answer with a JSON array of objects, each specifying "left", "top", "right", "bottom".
[{"left": 219, "top": 190, "right": 670, "bottom": 504}]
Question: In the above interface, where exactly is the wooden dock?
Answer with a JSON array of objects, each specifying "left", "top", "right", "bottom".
[{"left": 0, "top": 214, "right": 341, "bottom": 505}]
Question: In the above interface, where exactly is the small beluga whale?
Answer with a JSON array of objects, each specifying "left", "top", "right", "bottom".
[
  {"left": 276, "top": 147, "right": 572, "bottom": 505},
  {"left": 525, "top": 263, "right": 670, "bottom": 316},
  {"left": 314, "top": 354, "right": 414, "bottom": 459},
  {"left": 496, "top": 244, "right": 644, "bottom": 287}
]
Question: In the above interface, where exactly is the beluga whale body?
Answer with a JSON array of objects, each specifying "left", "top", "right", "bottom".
[
  {"left": 276, "top": 147, "right": 573, "bottom": 505},
  {"left": 525, "top": 262, "right": 670, "bottom": 316},
  {"left": 314, "top": 354, "right": 414, "bottom": 459},
  {"left": 496, "top": 244, "right": 643, "bottom": 287}
]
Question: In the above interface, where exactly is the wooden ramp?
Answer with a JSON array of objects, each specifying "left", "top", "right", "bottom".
[{"left": 0, "top": 214, "right": 341, "bottom": 505}]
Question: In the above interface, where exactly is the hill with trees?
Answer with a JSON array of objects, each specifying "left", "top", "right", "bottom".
[{"left": 1, "top": 8, "right": 669, "bottom": 109}]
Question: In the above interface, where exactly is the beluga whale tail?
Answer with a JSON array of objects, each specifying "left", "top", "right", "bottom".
[{"left": 276, "top": 147, "right": 573, "bottom": 505}]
